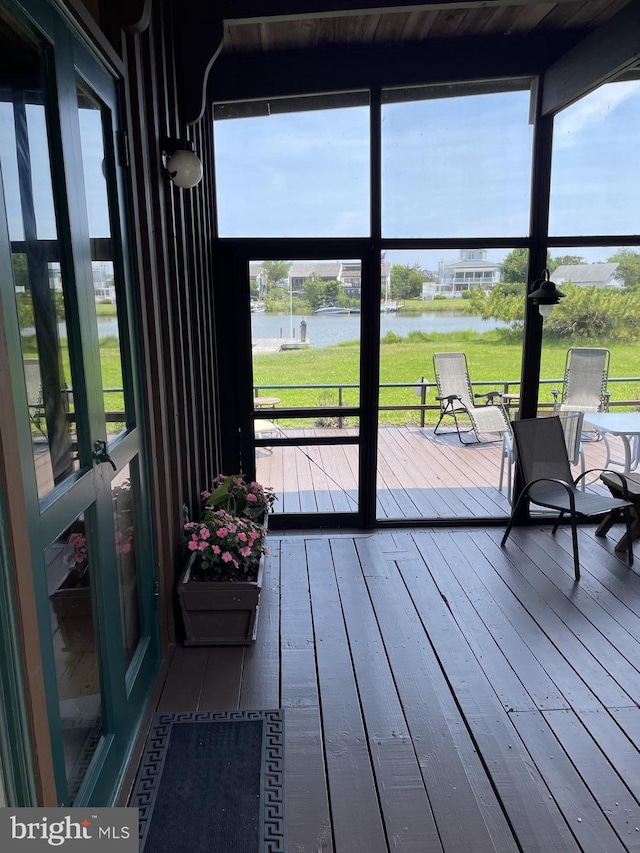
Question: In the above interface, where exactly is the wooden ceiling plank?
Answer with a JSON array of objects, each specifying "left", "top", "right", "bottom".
[
  {"left": 399, "top": 10, "right": 430, "bottom": 38},
  {"left": 584, "top": 0, "right": 630, "bottom": 27},
  {"left": 542, "top": 0, "right": 640, "bottom": 115},
  {"left": 222, "top": 0, "right": 594, "bottom": 26},
  {"left": 371, "top": 11, "right": 413, "bottom": 40},
  {"left": 224, "top": 22, "right": 263, "bottom": 52},
  {"left": 210, "top": 31, "right": 579, "bottom": 104},
  {"left": 454, "top": 7, "right": 493, "bottom": 34},
  {"left": 477, "top": 5, "right": 522, "bottom": 34},
  {"left": 429, "top": 8, "right": 473, "bottom": 36},
  {"left": 558, "top": 0, "right": 626, "bottom": 28},
  {"left": 507, "top": 2, "right": 556, "bottom": 33}
]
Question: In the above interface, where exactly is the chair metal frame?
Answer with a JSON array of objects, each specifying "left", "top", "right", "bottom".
[
  {"left": 552, "top": 347, "right": 610, "bottom": 415},
  {"left": 23, "top": 358, "right": 47, "bottom": 437},
  {"left": 498, "top": 411, "right": 586, "bottom": 503},
  {"left": 501, "top": 416, "right": 634, "bottom": 581},
  {"left": 433, "top": 351, "right": 510, "bottom": 444}
]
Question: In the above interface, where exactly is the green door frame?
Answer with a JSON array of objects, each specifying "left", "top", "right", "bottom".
[{"left": 0, "top": 0, "right": 159, "bottom": 805}]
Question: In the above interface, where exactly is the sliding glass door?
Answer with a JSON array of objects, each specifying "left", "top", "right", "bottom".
[{"left": 0, "top": 0, "right": 158, "bottom": 804}]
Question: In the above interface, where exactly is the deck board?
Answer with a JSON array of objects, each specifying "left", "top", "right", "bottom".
[
  {"left": 257, "top": 425, "right": 609, "bottom": 521},
  {"left": 147, "top": 523, "right": 640, "bottom": 852}
]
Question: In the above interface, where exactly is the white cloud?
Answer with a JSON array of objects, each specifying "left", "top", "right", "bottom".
[{"left": 554, "top": 80, "right": 640, "bottom": 148}]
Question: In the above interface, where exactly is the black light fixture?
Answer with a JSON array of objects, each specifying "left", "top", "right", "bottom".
[
  {"left": 528, "top": 268, "right": 565, "bottom": 318},
  {"left": 162, "top": 137, "right": 203, "bottom": 189}
]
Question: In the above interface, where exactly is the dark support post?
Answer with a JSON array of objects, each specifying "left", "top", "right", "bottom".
[
  {"left": 513, "top": 78, "right": 554, "bottom": 520},
  {"left": 359, "top": 85, "right": 382, "bottom": 529}
]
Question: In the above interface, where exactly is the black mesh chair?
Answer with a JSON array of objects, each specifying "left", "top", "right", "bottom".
[{"left": 501, "top": 416, "right": 634, "bottom": 581}]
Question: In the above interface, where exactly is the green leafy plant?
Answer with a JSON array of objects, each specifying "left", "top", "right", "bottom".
[{"left": 201, "top": 474, "right": 276, "bottom": 521}]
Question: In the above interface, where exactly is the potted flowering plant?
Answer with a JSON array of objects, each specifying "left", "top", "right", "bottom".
[
  {"left": 50, "top": 523, "right": 93, "bottom": 652},
  {"left": 51, "top": 480, "right": 136, "bottom": 652},
  {"left": 177, "top": 475, "right": 275, "bottom": 646},
  {"left": 183, "top": 510, "right": 267, "bottom": 582},
  {"left": 201, "top": 474, "right": 276, "bottom": 522}
]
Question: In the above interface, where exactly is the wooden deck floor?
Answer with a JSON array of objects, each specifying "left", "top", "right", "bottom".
[
  {"left": 145, "top": 523, "right": 640, "bottom": 853},
  {"left": 258, "top": 425, "right": 613, "bottom": 520}
]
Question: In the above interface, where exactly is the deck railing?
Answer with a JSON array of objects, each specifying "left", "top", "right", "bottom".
[{"left": 254, "top": 377, "right": 640, "bottom": 428}]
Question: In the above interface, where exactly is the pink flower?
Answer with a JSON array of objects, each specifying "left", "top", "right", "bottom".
[
  {"left": 216, "top": 527, "right": 229, "bottom": 538},
  {"left": 227, "top": 522, "right": 237, "bottom": 533},
  {"left": 221, "top": 551, "right": 233, "bottom": 563},
  {"left": 187, "top": 540, "right": 199, "bottom": 551},
  {"left": 238, "top": 532, "right": 247, "bottom": 542},
  {"left": 246, "top": 493, "right": 257, "bottom": 502},
  {"left": 197, "top": 541, "right": 208, "bottom": 551},
  {"left": 212, "top": 545, "right": 221, "bottom": 555},
  {"left": 200, "top": 528, "right": 211, "bottom": 540},
  {"left": 239, "top": 546, "right": 252, "bottom": 557}
]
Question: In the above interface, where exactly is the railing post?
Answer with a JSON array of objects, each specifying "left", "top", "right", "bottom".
[
  {"left": 338, "top": 386, "right": 344, "bottom": 429},
  {"left": 420, "top": 381, "right": 426, "bottom": 428}
]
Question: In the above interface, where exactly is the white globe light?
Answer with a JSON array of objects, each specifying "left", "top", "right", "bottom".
[
  {"left": 166, "top": 149, "right": 203, "bottom": 188},
  {"left": 538, "top": 302, "right": 554, "bottom": 318}
]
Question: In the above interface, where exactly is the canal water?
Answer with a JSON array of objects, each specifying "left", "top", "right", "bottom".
[
  {"left": 251, "top": 311, "right": 507, "bottom": 348},
  {"left": 37, "top": 312, "right": 506, "bottom": 345}
]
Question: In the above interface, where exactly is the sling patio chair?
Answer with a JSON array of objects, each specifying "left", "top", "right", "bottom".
[
  {"left": 498, "top": 410, "right": 586, "bottom": 503},
  {"left": 24, "top": 358, "right": 47, "bottom": 437},
  {"left": 433, "top": 351, "right": 510, "bottom": 444},
  {"left": 501, "top": 415, "right": 634, "bottom": 581},
  {"left": 552, "top": 347, "right": 610, "bottom": 418}
]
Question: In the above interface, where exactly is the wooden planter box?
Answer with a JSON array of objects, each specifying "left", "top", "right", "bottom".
[
  {"left": 51, "top": 578, "right": 93, "bottom": 652},
  {"left": 177, "top": 553, "right": 263, "bottom": 646}
]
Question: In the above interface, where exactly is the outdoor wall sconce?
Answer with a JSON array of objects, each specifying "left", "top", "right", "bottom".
[
  {"left": 162, "top": 137, "right": 203, "bottom": 188},
  {"left": 528, "top": 268, "right": 565, "bottom": 317}
]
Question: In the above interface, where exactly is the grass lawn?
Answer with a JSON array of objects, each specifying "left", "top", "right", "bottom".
[
  {"left": 35, "top": 330, "right": 640, "bottom": 430},
  {"left": 253, "top": 330, "right": 640, "bottom": 425}
]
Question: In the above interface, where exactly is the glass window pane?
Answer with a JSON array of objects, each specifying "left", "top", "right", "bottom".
[
  {"left": 376, "top": 248, "right": 524, "bottom": 521},
  {"left": 256, "top": 441, "right": 359, "bottom": 515},
  {"left": 251, "top": 259, "right": 361, "bottom": 408},
  {"left": 541, "top": 245, "right": 640, "bottom": 423},
  {"left": 382, "top": 85, "right": 533, "bottom": 238},
  {"left": 112, "top": 464, "right": 141, "bottom": 667},
  {"left": 0, "top": 34, "right": 78, "bottom": 499},
  {"left": 76, "top": 83, "right": 127, "bottom": 436},
  {"left": 0, "top": 102, "right": 24, "bottom": 240},
  {"left": 549, "top": 80, "right": 640, "bottom": 237},
  {"left": 47, "top": 515, "right": 102, "bottom": 804},
  {"left": 214, "top": 95, "right": 370, "bottom": 237},
  {"left": 26, "top": 105, "right": 56, "bottom": 240}
]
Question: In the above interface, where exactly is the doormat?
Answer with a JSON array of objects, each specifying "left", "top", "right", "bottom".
[{"left": 129, "top": 710, "right": 285, "bottom": 853}]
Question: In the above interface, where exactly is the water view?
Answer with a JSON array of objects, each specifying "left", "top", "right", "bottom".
[{"left": 251, "top": 311, "right": 506, "bottom": 348}]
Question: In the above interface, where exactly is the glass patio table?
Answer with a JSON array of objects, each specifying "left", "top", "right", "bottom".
[{"left": 583, "top": 412, "right": 640, "bottom": 474}]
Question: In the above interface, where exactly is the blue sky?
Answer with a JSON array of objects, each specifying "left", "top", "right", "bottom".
[
  {"left": 1, "top": 79, "right": 638, "bottom": 271},
  {"left": 214, "top": 79, "right": 640, "bottom": 268}
]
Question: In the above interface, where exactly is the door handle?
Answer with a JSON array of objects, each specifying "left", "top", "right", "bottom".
[{"left": 92, "top": 439, "right": 116, "bottom": 470}]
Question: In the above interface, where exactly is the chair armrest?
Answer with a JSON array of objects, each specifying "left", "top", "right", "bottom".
[
  {"left": 522, "top": 476, "right": 576, "bottom": 504},
  {"left": 590, "top": 469, "right": 631, "bottom": 499},
  {"left": 602, "top": 391, "right": 611, "bottom": 412},
  {"left": 474, "top": 391, "right": 503, "bottom": 404},
  {"left": 435, "top": 394, "right": 461, "bottom": 402}
]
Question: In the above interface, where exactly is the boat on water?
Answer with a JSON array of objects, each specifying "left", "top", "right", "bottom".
[
  {"left": 250, "top": 301, "right": 266, "bottom": 313},
  {"left": 314, "top": 304, "right": 351, "bottom": 315}
]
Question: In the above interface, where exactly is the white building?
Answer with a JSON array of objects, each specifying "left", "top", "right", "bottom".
[
  {"left": 552, "top": 262, "right": 622, "bottom": 289},
  {"left": 433, "top": 249, "right": 503, "bottom": 297}
]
